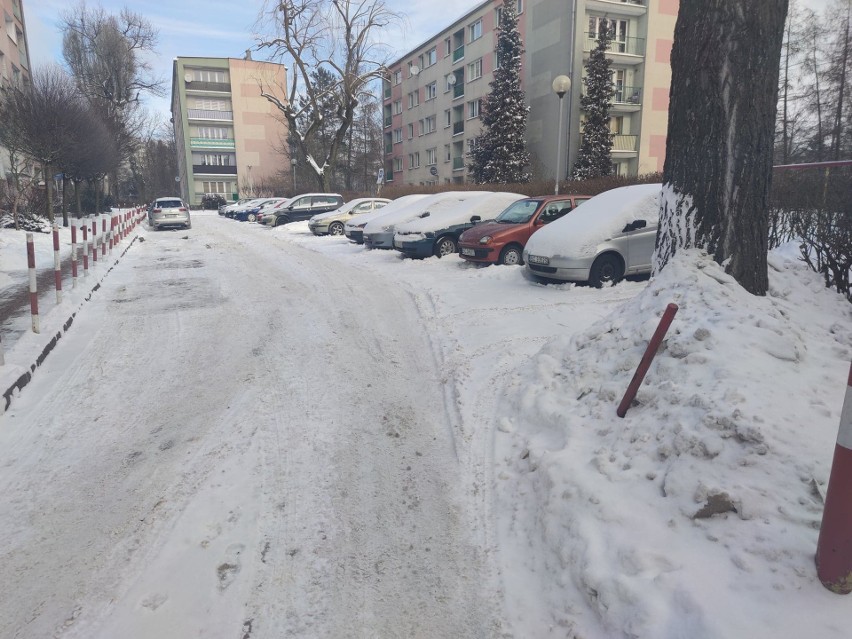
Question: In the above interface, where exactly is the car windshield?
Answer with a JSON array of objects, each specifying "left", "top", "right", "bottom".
[
  {"left": 157, "top": 200, "right": 182, "bottom": 209},
  {"left": 494, "top": 200, "right": 540, "bottom": 224}
]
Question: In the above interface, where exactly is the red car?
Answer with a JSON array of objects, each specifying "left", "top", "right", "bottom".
[{"left": 458, "top": 194, "right": 591, "bottom": 265}]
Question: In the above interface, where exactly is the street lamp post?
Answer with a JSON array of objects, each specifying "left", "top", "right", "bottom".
[{"left": 552, "top": 75, "right": 571, "bottom": 195}]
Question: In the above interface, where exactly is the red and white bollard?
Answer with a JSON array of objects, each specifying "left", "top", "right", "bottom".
[
  {"left": 101, "top": 217, "right": 107, "bottom": 257},
  {"left": 52, "top": 224, "right": 62, "bottom": 304},
  {"left": 92, "top": 218, "right": 98, "bottom": 265},
  {"left": 82, "top": 224, "right": 89, "bottom": 275},
  {"left": 71, "top": 222, "right": 78, "bottom": 288},
  {"left": 816, "top": 362, "right": 852, "bottom": 594},
  {"left": 27, "top": 233, "right": 39, "bottom": 334}
]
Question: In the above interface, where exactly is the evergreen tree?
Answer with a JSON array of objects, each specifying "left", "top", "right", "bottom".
[
  {"left": 572, "top": 21, "right": 615, "bottom": 179},
  {"left": 467, "top": 2, "right": 531, "bottom": 184}
]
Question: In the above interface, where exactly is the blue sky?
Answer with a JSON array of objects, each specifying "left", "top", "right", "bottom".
[
  {"left": 25, "top": 0, "right": 836, "bottom": 122},
  {"left": 25, "top": 0, "right": 483, "bottom": 120}
]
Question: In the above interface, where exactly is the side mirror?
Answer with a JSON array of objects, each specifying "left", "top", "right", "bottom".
[
  {"left": 623, "top": 219, "right": 647, "bottom": 232},
  {"left": 470, "top": 215, "right": 481, "bottom": 224}
]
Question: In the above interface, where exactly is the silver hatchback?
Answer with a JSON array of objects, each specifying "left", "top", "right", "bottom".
[{"left": 149, "top": 197, "right": 191, "bottom": 230}]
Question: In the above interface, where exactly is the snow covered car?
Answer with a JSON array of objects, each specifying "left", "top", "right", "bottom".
[
  {"left": 523, "top": 183, "right": 662, "bottom": 287},
  {"left": 233, "top": 197, "right": 289, "bottom": 222},
  {"left": 362, "top": 191, "right": 491, "bottom": 249},
  {"left": 393, "top": 192, "right": 525, "bottom": 258},
  {"left": 343, "top": 194, "right": 430, "bottom": 244},
  {"left": 458, "top": 194, "right": 592, "bottom": 266},
  {"left": 308, "top": 198, "right": 391, "bottom": 236}
]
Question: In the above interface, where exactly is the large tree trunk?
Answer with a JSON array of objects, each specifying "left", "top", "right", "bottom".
[{"left": 655, "top": 0, "right": 788, "bottom": 296}]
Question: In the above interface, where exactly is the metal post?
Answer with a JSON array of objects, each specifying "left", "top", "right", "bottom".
[
  {"left": 555, "top": 97, "right": 565, "bottom": 195},
  {"left": 27, "top": 233, "right": 39, "bottom": 334},
  {"left": 53, "top": 224, "right": 62, "bottom": 304}
]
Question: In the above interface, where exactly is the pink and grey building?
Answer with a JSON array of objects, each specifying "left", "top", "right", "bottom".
[{"left": 382, "top": 0, "right": 677, "bottom": 186}]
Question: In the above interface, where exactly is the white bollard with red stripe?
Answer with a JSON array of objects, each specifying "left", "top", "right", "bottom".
[
  {"left": 52, "top": 224, "right": 62, "bottom": 304},
  {"left": 82, "top": 224, "right": 89, "bottom": 275},
  {"left": 27, "top": 233, "right": 39, "bottom": 334},
  {"left": 71, "top": 222, "right": 78, "bottom": 288},
  {"left": 816, "top": 361, "right": 852, "bottom": 594}
]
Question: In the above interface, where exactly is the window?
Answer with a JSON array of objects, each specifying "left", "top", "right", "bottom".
[
  {"left": 467, "top": 99, "right": 481, "bottom": 119},
  {"left": 425, "top": 82, "right": 437, "bottom": 100},
  {"left": 408, "top": 152, "right": 421, "bottom": 169},
  {"left": 418, "top": 119, "right": 425, "bottom": 136},
  {"left": 445, "top": 38, "right": 452, "bottom": 57},
  {"left": 424, "top": 115, "right": 437, "bottom": 134},
  {"left": 517, "top": 0, "right": 524, "bottom": 13},
  {"left": 425, "top": 48, "right": 437, "bottom": 67},
  {"left": 467, "top": 138, "right": 478, "bottom": 153},
  {"left": 194, "top": 153, "right": 234, "bottom": 165},
  {"left": 426, "top": 148, "right": 437, "bottom": 165},
  {"left": 394, "top": 157, "right": 403, "bottom": 172},
  {"left": 393, "top": 128, "right": 402, "bottom": 143},
  {"left": 445, "top": 109, "right": 452, "bottom": 128},
  {"left": 202, "top": 181, "right": 231, "bottom": 194},
  {"left": 408, "top": 90, "right": 419, "bottom": 108},
  {"left": 392, "top": 99, "right": 402, "bottom": 115},
  {"left": 469, "top": 19, "right": 482, "bottom": 42},
  {"left": 408, "top": 123, "right": 415, "bottom": 139},
  {"left": 196, "top": 126, "right": 230, "bottom": 139},
  {"left": 444, "top": 144, "right": 451, "bottom": 162},
  {"left": 468, "top": 58, "right": 483, "bottom": 81},
  {"left": 191, "top": 69, "right": 227, "bottom": 83},
  {"left": 393, "top": 70, "right": 402, "bottom": 85}
]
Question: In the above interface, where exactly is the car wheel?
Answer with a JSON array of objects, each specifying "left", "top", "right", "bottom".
[
  {"left": 499, "top": 245, "right": 523, "bottom": 266},
  {"left": 329, "top": 221, "right": 345, "bottom": 236},
  {"left": 589, "top": 254, "right": 624, "bottom": 288},
  {"left": 275, "top": 216, "right": 290, "bottom": 227},
  {"left": 247, "top": 213, "right": 257, "bottom": 222},
  {"left": 434, "top": 236, "right": 457, "bottom": 258},
  {"left": 186, "top": 222, "right": 192, "bottom": 230}
]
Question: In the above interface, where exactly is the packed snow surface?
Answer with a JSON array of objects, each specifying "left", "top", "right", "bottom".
[{"left": 1, "top": 210, "right": 850, "bottom": 638}]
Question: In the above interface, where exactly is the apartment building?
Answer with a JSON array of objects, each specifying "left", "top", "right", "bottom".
[
  {"left": 171, "top": 56, "right": 289, "bottom": 206},
  {"left": 0, "top": 0, "right": 31, "bottom": 177},
  {"left": 382, "top": 0, "right": 676, "bottom": 186}
]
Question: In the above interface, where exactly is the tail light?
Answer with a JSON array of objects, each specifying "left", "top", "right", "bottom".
[
  {"left": 179, "top": 207, "right": 187, "bottom": 212},
  {"left": 154, "top": 208, "right": 162, "bottom": 213}
]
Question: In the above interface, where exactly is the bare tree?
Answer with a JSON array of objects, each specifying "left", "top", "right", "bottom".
[
  {"left": 255, "top": 0, "right": 400, "bottom": 191},
  {"left": 655, "top": 0, "right": 789, "bottom": 296}
]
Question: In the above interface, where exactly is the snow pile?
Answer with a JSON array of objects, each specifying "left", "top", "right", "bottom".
[{"left": 495, "top": 246, "right": 852, "bottom": 638}]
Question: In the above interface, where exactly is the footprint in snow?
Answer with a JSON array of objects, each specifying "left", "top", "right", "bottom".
[{"left": 217, "top": 543, "right": 245, "bottom": 590}]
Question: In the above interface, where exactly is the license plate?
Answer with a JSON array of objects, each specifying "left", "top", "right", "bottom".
[
  {"left": 460, "top": 247, "right": 475, "bottom": 256},
  {"left": 528, "top": 254, "right": 549, "bottom": 265}
]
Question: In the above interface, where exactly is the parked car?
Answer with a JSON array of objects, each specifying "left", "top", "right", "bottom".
[
  {"left": 523, "top": 183, "right": 662, "bottom": 287},
  {"left": 149, "top": 196, "right": 191, "bottom": 230},
  {"left": 225, "top": 198, "right": 267, "bottom": 219},
  {"left": 220, "top": 198, "right": 253, "bottom": 216},
  {"left": 458, "top": 194, "right": 592, "bottom": 266},
  {"left": 263, "top": 193, "right": 344, "bottom": 227},
  {"left": 344, "top": 194, "right": 430, "bottom": 244},
  {"left": 363, "top": 191, "right": 491, "bottom": 249},
  {"left": 256, "top": 198, "right": 292, "bottom": 226},
  {"left": 308, "top": 198, "right": 392, "bottom": 236},
  {"left": 234, "top": 197, "right": 289, "bottom": 222},
  {"left": 393, "top": 192, "right": 525, "bottom": 258}
]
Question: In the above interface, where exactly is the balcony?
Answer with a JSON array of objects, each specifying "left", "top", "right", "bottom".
[
  {"left": 453, "top": 84, "right": 464, "bottom": 99},
  {"left": 384, "top": 115, "right": 392, "bottom": 127},
  {"left": 185, "top": 81, "right": 231, "bottom": 93},
  {"left": 452, "top": 121, "right": 464, "bottom": 136},
  {"left": 384, "top": 86, "right": 391, "bottom": 100},
  {"left": 584, "top": 34, "right": 646, "bottom": 58},
  {"left": 612, "top": 134, "right": 638, "bottom": 152},
  {"left": 192, "top": 164, "right": 237, "bottom": 175},
  {"left": 190, "top": 137, "right": 235, "bottom": 149},
  {"left": 187, "top": 109, "right": 233, "bottom": 121},
  {"left": 385, "top": 170, "right": 394, "bottom": 183},
  {"left": 452, "top": 156, "right": 465, "bottom": 170},
  {"left": 587, "top": 0, "right": 647, "bottom": 16},
  {"left": 453, "top": 46, "right": 464, "bottom": 62}
]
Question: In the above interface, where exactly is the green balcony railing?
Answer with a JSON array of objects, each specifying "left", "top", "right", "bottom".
[
  {"left": 452, "top": 121, "right": 464, "bottom": 136},
  {"left": 612, "top": 135, "right": 638, "bottom": 152},
  {"left": 453, "top": 46, "right": 464, "bottom": 62},
  {"left": 190, "top": 137, "right": 236, "bottom": 149},
  {"left": 385, "top": 143, "right": 393, "bottom": 154},
  {"left": 452, "top": 156, "right": 465, "bottom": 170},
  {"left": 384, "top": 116, "right": 392, "bottom": 127},
  {"left": 614, "top": 86, "right": 642, "bottom": 104},
  {"left": 453, "top": 84, "right": 464, "bottom": 99}
]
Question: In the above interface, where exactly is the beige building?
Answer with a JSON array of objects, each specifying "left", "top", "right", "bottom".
[
  {"left": 382, "top": 0, "right": 676, "bottom": 186},
  {"left": 0, "top": 0, "right": 30, "bottom": 176},
  {"left": 171, "top": 56, "right": 289, "bottom": 206}
]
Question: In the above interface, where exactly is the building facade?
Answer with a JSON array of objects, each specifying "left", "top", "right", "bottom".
[
  {"left": 382, "top": 0, "right": 676, "bottom": 186},
  {"left": 0, "top": 0, "right": 31, "bottom": 176},
  {"left": 171, "top": 56, "right": 289, "bottom": 206}
]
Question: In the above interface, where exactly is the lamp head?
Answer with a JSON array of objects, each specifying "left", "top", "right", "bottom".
[{"left": 552, "top": 75, "right": 571, "bottom": 98}]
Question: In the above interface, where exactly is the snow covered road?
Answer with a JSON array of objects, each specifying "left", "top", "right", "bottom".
[{"left": 0, "top": 214, "right": 504, "bottom": 638}]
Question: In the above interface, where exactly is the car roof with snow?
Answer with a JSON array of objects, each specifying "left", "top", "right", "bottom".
[
  {"left": 394, "top": 192, "right": 525, "bottom": 234},
  {"left": 362, "top": 191, "right": 493, "bottom": 233},
  {"left": 525, "top": 183, "right": 662, "bottom": 258},
  {"left": 344, "top": 194, "right": 430, "bottom": 229},
  {"left": 311, "top": 197, "right": 391, "bottom": 221}
]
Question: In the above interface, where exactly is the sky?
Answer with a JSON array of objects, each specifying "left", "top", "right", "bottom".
[
  {"left": 1, "top": 199, "right": 851, "bottom": 637},
  {"left": 23, "top": 0, "right": 841, "bottom": 126}
]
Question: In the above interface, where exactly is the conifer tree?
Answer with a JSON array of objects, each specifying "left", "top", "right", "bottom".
[
  {"left": 572, "top": 21, "right": 615, "bottom": 179},
  {"left": 468, "top": 2, "right": 531, "bottom": 183}
]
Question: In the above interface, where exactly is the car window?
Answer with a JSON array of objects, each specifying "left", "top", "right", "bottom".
[
  {"left": 375, "top": 202, "right": 388, "bottom": 209},
  {"left": 540, "top": 200, "right": 573, "bottom": 223},
  {"left": 312, "top": 196, "right": 341, "bottom": 207},
  {"left": 291, "top": 197, "right": 312, "bottom": 209},
  {"left": 574, "top": 198, "right": 591, "bottom": 207},
  {"left": 495, "top": 200, "right": 540, "bottom": 224},
  {"left": 353, "top": 202, "right": 373, "bottom": 213},
  {"left": 157, "top": 199, "right": 183, "bottom": 209}
]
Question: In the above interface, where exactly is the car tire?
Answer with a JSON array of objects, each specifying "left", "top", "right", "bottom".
[
  {"left": 499, "top": 245, "right": 523, "bottom": 266},
  {"left": 247, "top": 213, "right": 257, "bottom": 222},
  {"left": 275, "top": 216, "right": 290, "bottom": 227},
  {"left": 589, "top": 253, "right": 624, "bottom": 288},
  {"left": 329, "top": 221, "right": 344, "bottom": 236},
  {"left": 434, "top": 236, "right": 457, "bottom": 258}
]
